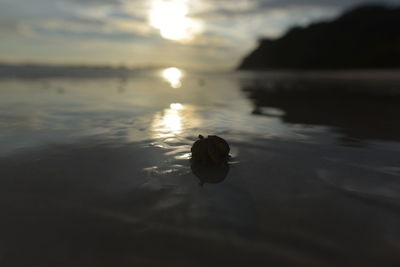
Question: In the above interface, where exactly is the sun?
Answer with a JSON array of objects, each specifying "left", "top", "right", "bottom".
[{"left": 149, "top": 0, "right": 203, "bottom": 41}]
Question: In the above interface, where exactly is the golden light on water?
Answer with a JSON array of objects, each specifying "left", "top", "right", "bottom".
[
  {"left": 161, "top": 67, "right": 183, "bottom": 88},
  {"left": 151, "top": 103, "right": 201, "bottom": 139},
  {"left": 170, "top": 103, "right": 183, "bottom": 110},
  {"left": 149, "top": 0, "right": 203, "bottom": 41},
  {"left": 152, "top": 103, "right": 184, "bottom": 138},
  {"left": 159, "top": 108, "right": 182, "bottom": 135}
]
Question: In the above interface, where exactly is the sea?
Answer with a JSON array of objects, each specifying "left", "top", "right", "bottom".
[{"left": 0, "top": 66, "right": 400, "bottom": 266}]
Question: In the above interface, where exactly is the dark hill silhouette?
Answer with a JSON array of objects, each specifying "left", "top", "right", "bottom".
[{"left": 238, "top": 5, "right": 400, "bottom": 70}]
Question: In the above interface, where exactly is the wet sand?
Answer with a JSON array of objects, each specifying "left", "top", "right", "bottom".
[{"left": 0, "top": 70, "right": 400, "bottom": 266}]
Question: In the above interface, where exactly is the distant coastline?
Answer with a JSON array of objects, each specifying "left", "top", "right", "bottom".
[
  {"left": 0, "top": 63, "right": 164, "bottom": 78},
  {"left": 238, "top": 5, "right": 400, "bottom": 70}
]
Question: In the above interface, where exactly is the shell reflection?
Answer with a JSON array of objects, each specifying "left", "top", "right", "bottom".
[
  {"left": 151, "top": 103, "right": 200, "bottom": 139},
  {"left": 191, "top": 162, "right": 229, "bottom": 187}
]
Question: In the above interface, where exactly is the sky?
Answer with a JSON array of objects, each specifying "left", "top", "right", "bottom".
[{"left": 0, "top": 0, "right": 399, "bottom": 70}]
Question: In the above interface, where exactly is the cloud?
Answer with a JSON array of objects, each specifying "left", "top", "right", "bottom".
[
  {"left": 0, "top": 0, "right": 151, "bottom": 38},
  {"left": 71, "top": 0, "right": 122, "bottom": 4},
  {"left": 26, "top": 18, "right": 157, "bottom": 43},
  {"left": 2, "top": 0, "right": 397, "bottom": 40},
  {"left": 0, "top": 0, "right": 399, "bottom": 68},
  {"left": 193, "top": 0, "right": 399, "bottom": 18}
]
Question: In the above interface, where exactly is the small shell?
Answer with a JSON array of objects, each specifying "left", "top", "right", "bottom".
[{"left": 191, "top": 134, "right": 230, "bottom": 165}]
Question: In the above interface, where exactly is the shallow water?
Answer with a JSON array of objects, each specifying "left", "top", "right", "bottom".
[{"left": 1, "top": 69, "right": 400, "bottom": 266}]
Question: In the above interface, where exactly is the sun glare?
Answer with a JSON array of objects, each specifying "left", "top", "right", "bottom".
[
  {"left": 161, "top": 67, "right": 183, "bottom": 88},
  {"left": 149, "top": 0, "right": 203, "bottom": 41}
]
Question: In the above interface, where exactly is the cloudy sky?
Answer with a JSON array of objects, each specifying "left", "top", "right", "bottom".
[{"left": 0, "top": 0, "right": 398, "bottom": 70}]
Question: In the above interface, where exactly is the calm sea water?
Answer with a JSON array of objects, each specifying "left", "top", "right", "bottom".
[{"left": 0, "top": 69, "right": 400, "bottom": 266}]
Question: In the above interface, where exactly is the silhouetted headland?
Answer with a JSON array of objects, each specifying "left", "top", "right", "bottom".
[{"left": 238, "top": 5, "right": 400, "bottom": 70}]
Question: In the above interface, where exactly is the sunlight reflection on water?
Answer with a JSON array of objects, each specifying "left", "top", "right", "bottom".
[
  {"left": 151, "top": 103, "right": 200, "bottom": 140},
  {"left": 154, "top": 107, "right": 182, "bottom": 137},
  {"left": 161, "top": 67, "right": 183, "bottom": 88}
]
